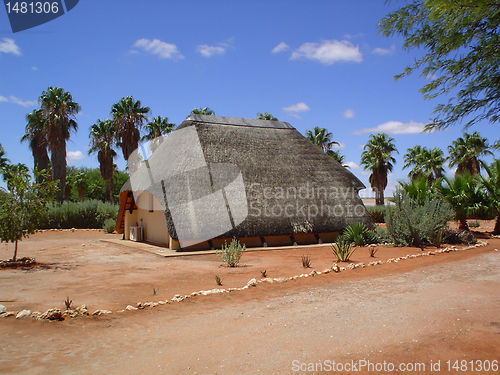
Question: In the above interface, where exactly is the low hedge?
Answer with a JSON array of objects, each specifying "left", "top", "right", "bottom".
[{"left": 39, "top": 200, "right": 119, "bottom": 229}]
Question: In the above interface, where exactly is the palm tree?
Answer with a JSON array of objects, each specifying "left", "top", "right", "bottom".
[
  {"left": 89, "top": 119, "right": 117, "bottom": 202},
  {"left": 21, "top": 109, "right": 51, "bottom": 183},
  {"left": 142, "top": 116, "right": 175, "bottom": 153},
  {"left": 403, "top": 145, "right": 426, "bottom": 180},
  {"left": 111, "top": 96, "right": 150, "bottom": 162},
  {"left": 39, "top": 87, "right": 80, "bottom": 201},
  {"left": 478, "top": 160, "right": 500, "bottom": 234},
  {"left": 403, "top": 145, "right": 446, "bottom": 183},
  {"left": 0, "top": 143, "right": 9, "bottom": 172},
  {"left": 305, "top": 127, "right": 339, "bottom": 153},
  {"left": 448, "top": 132, "right": 492, "bottom": 176},
  {"left": 191, "top": 107, "right": 215, "bottom": 115},
  {"left": 426, "top": 147, "right": 446, "bottom": 181},
  {"left": 439, "top": 174, "right": 484, "bottom": 231},
  {"left": 257, "top": 112, "right": 278, "bottom": 121},
  {"left": 360, "top": 133, "right": 398, "bottom": 206}
]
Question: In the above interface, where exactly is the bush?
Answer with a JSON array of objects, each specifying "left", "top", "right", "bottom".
[
  {"left": 331, "top": 236, "right": 357, "bottom": 262},
  {"left": 442, "top": 228, "right": 477, "bottom": 245},
  {"left": 342, "top": 222, "right": 379, "bottom": 246},
  {"left": 39, "top": 200, "right": 119, "bottom": 229},
  {"left": 376, "top": 227, "right": 392, "bottom": 244},
  {"left": 366, "top": 205, "right": 388, "bottom": 223},
  {"left": 216, "top": 238, "right": 245, "bottom": 267},
  {"left": 102, "top": 218, "right": 116, "bottom": 233},
  {"left": 386, "top": 189, "right": 454, "bottom": 249}
]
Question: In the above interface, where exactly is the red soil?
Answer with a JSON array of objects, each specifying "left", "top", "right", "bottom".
[{"left": 0, "top": 228, "right": 499, "bottom": 374}]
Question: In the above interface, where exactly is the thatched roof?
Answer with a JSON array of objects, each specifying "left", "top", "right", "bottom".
[{"left": 120, "top": 115, "right": 373, "bottom": 246}]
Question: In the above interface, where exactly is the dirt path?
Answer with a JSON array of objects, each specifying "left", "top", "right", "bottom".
[{"left": 0, "top": 231, "right": 499, "bottom": 374}]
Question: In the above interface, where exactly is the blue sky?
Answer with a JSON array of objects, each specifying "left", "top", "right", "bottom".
[{"left": 1, "top": 0, "right": 498, "bottom": 195}]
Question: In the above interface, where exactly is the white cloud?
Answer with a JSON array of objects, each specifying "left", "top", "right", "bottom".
[
  {"left": 283, "top": 102, "right": 310, "bottom": 113},
  {"left": 0, "top": 38, "right": 21, "bottom": 56},
  {"left": 332, "top": 142, "right": 346, "bottom": 150},
  {"left": 290, "top": 39, "right": 362, "bottom": 65},
  {"left": 0, "top": 96, "right": 8, "bottom": 102},
  {"left": 372, "top": 45, "right": 396, "bottom": 55},
  {"left": 67, "top": 151, "right": 85, "bottom": 163},
  {"left": 271, "top": 42, "right": 289, "bottom": 53},
  {"left": 8, "top": 96, "right": 37, "bottom": 107},
  {"left": 426, "top": 73, "right": 439, "bottom": 80},
  {"left": 343, "top": 109, "right": 354, "bottom": 119},
  {"left": 358, "top": 144, "right": 365, "bottom": 149},
  {"left": 345, "top": 161, "right": 359, "bottom": 169},
  {"left": 132, "top": 38, "right": 184, "bottom": 60},
  {"left": 196, "top": 44, "right": 225, "bottom": 57},
  {"left": 31, "top": 66, "right": 38, "bottom": 71},
  {"left": 353, "top": 120, "right": 427, "bottom": 135}
]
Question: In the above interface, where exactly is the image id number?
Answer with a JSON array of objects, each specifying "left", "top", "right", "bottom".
[{"left": 5, "top": 2, "right": 59, "bottom": 14}]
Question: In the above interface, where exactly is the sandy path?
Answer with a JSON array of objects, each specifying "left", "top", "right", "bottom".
[{"left": 0, "top": 233, "right": 499, "bottom": 374}]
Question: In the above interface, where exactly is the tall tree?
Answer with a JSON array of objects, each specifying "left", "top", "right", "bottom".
[
  {"left": 305, "top": 127, "right": 339, "bottom": 153},
  {"left": 448, "top": 132, "right": 492, "bottom": 175},
  {"left": 111, "top": 96, "right": 150, "bottom": 162},
  {"left": 257, "top": 112, "right": 278, "bottom": 121},
  {"left": 0, "top": 143, "right": 9, "bottom": 172},
  {"left": 21, "top": 109, "right": 51, "bottom": 182},
  {"left": 403, "top": 145, "right": 445, "bottom": 182},
  {"left": 39, "top": 86, "right": 80, "bottom": 201},
  {"left": 89, "top": 119, "right": 117, "bottom": 202},
  {"left": 360, "top": 133, "right": 398, "bottom": 206},
  {"left": 191, "top": 107, "right": 215, "bottom": 116},
  {"left": 379, "top": 0, "right": 500, "bottom": 130}
]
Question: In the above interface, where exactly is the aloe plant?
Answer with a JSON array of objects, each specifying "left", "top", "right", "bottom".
[{"left": 331, "top": 236, "right": 357, "bottom": 262}]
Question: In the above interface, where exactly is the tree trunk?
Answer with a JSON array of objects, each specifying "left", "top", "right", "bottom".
[
  {"left": 458, "top": 217, "right": 469, "bottom": 231},
  {"left": 375, "top": 185, "right": 385, "bottom": 206},
  {"left": 12, "top": 240, "right": 18, "bottom": 262},
  {"left": 494, "top": 212, "right": 500, "bottom": 235},
  {"left": 51, "top": 140, "right": 67, "bottom": 202},
  {"left": 105, "top": 179, "right": 114, "bottom": 202}
]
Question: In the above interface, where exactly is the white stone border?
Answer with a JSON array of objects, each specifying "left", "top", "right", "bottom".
[{"left": 0, "top": 241, "right": 488, "bottom": 321}]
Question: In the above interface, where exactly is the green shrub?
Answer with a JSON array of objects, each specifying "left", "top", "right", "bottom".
[
  {"left": 386, "top": 189, "right": 454, "bottom": 249},
  {"left": 376, "top": 227, "right": 392, "bottom": 244},
  {"left": 216, "top": 238, "right": 245, "bottom": 267},
  {"left": 366, "top": 205, "right": 388, "bottom": 223},
  {"left": 342, "top": 222, "right": 379, "bottom": 246},
  {"left": 39, "top": 199, "right": 119, "bottom": 229},
  {"left": 331, "top": 236, "right": 357, "bottom": 262},
  {"left": 102, "top": 218, "right": 116, "bottom": 233}
]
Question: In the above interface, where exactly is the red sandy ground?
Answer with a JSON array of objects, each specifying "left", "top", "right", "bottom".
[{"left": 0, "top": 223, "right": 499, "bottom": 374}]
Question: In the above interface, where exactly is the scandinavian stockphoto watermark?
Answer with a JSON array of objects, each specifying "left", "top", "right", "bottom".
[
  {"left": 247, "top": 182, "right": 367, "bottom": 220},
  {"left": 3, "top": 0, "right": 79, "bottom": 33}
]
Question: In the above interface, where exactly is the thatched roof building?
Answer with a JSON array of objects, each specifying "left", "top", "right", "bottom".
[{"left": 116, "top": 115, "right": 373, "bottom": 250}]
